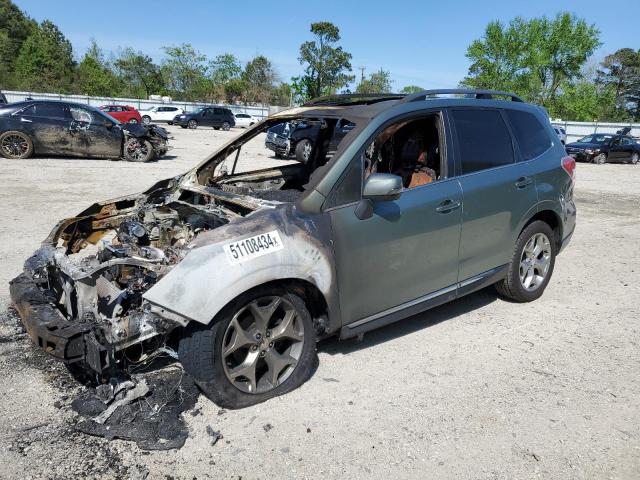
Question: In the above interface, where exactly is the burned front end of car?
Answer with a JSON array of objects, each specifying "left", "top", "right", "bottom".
[{"left": 9, "top": 181, "right": 236, "bottom": 374}]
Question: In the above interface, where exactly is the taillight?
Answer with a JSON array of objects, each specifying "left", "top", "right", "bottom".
[{"left": 562, "top": 156, "right": 575, "bottom": 181}]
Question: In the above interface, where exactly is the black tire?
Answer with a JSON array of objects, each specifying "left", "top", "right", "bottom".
[
  {"left": 188, "top": 119, "right": 198, "bottom": 129},
  {"left": 167, "top": 121, "right": 173, "bottom": 125},
  {"left": 127, "top": 118, "right": 138, "bottom": 124},
  {"left": 142, "top": 115, "right": 151, "bottom": 125},
  {"left": 213, "top": 127, "right": 220, "bottom": 131},
  {"left": 180, "top": 125, "right": 187, "bottom": 129},
  {"left": 221, "top": 121, "right": 230, "bottom": 131},
  {"left": 630, "top": 152, "right": 639, "bottom": 165},
  {"left": 123, "top": 138, "right": 154, "bottom": 162},
  {"left": 178, "top": 286, "right": 318, "bottom": 409},
  {"left": 0, "top": 130, "right": 34, "bottom": 159},
  {"left": 495, "top": 220, "right": 557, "bottom": 303},
  {"left": 593, "top": 153, "right": 607, "bottom": 164},
  {"left": 295, "top": 139, "right": 313, "bottom": 164}
]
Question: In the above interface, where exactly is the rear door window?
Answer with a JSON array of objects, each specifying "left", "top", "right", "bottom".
[
  {"left": 25, "top": 102, "right": 68, "bottom": 119},
  {"left": 505, "top": 109, "right": 551, "bottom": 160},
  {"left": 451, "top": 109, "right": 514, "bottom": 174}
]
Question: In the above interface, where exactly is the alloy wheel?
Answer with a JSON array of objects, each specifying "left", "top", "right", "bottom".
[
  {"left": 222, "top": 296, "right": 305, "bottom": 394},
  {"left": 1, "top": 133, "right": 29, "bottom": 158},
  {"left": 631, "top": 153, "right": 639, "bottom": 165},
  {"left": 519, "top": 233, "right": 551, "bottom": 291},
  {"left": 302, "top": 142, "right": 312, "bottom": 162},
  {"left": 188, "top": 120, "right": 197, "bottom": 129},
  {"left": 126, "top": 139, "right": 149, "bottom": 161}
]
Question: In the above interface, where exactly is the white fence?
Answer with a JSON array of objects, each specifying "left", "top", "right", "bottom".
[
  {"left": 2, "top": 90, "right": 270, "bottom": 119},
  {"left": 551, "top": 120, "right": 640, "bottom": 143}
]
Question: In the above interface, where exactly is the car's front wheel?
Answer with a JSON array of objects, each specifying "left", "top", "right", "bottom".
[
  {"left": 179, "top": 286, "right": 318, "bottom": 409},
  {"left": 123, "top": 138, "right": 154, "bottom": 162},
  {"left": 630, "top": 152, "right": 639, "bottom": 165},
  {"left": 141, "top": 116, "right": 151, "bottom": 125},
  {"left": 593, "top": 153, "right": 607, "bottom": 164},
  {"left": 127, "top": 118, "right": 138, "bottom": 124},
  {"left": 0, "top": 131, "right": 33, "bottom": 159},
  {"left": 495, "top": 220, "right": 556, "bottom": 302},
  {"left": 188, "top": 119, "right": 198, "bottom": 129},
  {"left": 295, "top": 139, "right": 313, "bottom": 164}
]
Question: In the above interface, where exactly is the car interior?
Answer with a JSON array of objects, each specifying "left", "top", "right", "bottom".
[{"left": 364, "top": 114, "right": 442, "bottom": 189}]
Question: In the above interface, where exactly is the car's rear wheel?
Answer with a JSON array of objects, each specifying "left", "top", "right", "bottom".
[
  {"left": 178, "top": 286, "right": 317, "bottom": 409},
  {"left": 123, "top": 138, "right": 154, "bottom": 162},
  {"left": 127, "top": 118, "right": 138, "bottom": 124},
  {"left": 630, "top": 152, "right": 639, "bottom": 165},
  {"left": 221, "top": 122, "right": 230, "bottom": 131},
  {"left": 141, "top": 116, "right": 151, "bottom": 125},
  {"left": 295, "top": 139, "right": 313, "bottom": 164},
  {"left": 495, "top": 220, "right": 556, "bottom": 302},
  {"left": 188, "top": 120, "right": 198, "bottom": 129},
  {"left": 0, "top": 131, "right": 33, "bottom": 159},
  {"left": 593, "top": 153, "right": 607, "bottom": 164}
]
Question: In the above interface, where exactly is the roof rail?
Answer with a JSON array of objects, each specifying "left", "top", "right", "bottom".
[
  {"left": 400, "top": 89, "right": 524, "bottom": 103},
  {"left": 303, "top": 93, "right": 405, "bottom": 106}
]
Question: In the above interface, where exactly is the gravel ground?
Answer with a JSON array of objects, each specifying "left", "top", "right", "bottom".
[{"left": 0, "top": 125, "right": 639, "bottom": 479}]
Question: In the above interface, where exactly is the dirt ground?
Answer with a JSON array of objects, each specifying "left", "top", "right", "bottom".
[{"left": 0, "top": 125, "right": 639, "bottom": 480}]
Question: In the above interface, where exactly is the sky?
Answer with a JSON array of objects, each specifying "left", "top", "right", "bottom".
[{"left": 13, "top": 0, "right": 640, "bottom": 91}]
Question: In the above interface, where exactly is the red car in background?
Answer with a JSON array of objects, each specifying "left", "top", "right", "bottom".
[{"left": 99, "top": 105, "right": 142, "bottom": 124}]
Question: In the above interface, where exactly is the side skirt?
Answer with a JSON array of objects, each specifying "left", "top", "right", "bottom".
[{"left": 340, "top": 264, "right": 508, "bottom": 339}]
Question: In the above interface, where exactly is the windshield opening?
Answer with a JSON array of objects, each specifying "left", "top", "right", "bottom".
[{"left": 193, "top": 116, "right": 357, "bottom": 203}]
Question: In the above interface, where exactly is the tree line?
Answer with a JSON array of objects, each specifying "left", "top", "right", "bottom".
[{"left": 1, "top": 0, "right": 638, "bottom": 120}]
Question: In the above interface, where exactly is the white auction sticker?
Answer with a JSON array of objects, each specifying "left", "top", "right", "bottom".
[{"left": 224, "top": 230, "right": 284, "bottom": 264}]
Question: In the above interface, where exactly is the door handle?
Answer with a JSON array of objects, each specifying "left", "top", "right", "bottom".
[
  {"left": 435, "top": 199, "right": 461, "bottom": 213},
  {"left": 20, "top": 117, "right": 32, "bottom": 123},
  {"left": 515, "top": 176, "right": 533, "bottom": 189}
]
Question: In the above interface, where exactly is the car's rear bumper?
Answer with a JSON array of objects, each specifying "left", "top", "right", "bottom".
[{"left": 9, "top": 273, "right": 112, "bottom": 373}]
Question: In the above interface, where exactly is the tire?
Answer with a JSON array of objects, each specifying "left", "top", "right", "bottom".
[
  {"left": 0, "top": 131, "right": 34, "bottom": 159},
  {"left": 167, "top": 122, "right": 173, "bottom": 125},
  {"left": 127, "top": 118, "right": 138, "bottom": 124},
  {"left": 123, "top": 138, "right": 154, "bottom": 162},
  {"left": 142, "top": 116, "right": 151, "bottom": 125},
  {"left": 495, "top": 220, "right": 556, "bottom": 303},
  {"left": 630, "top": 152, "right": 639, "bottom": 165},
  {"left": 180, "top": 125, "right": 187, "bottom": 129},
  {"left": 295, "top": 139, "right": 313, "bottom": 164},
  {"left": 178, "top": 286, "right": 318, "bottom": 409},
  {"left": 221, "top": 122, "right": 230, "bottom": 131},
  {"left": 213, "top": 127, "right": 220, "bottom": 131},
  {"left": 188, "top": 119, "right": 198, "bottom": 129},
  {"left": 593, "top": 153, "right": 607, "bottom": 164}
]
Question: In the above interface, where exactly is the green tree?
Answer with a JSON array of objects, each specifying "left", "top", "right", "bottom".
[
  {"left": 14, "top": 20, "right": 75, "bottom": 91},
  {"left": 0, "top": 0, "right": 37, "bottom": 87},
  {"left": 551, "top": 80, "right": 617, "bottom": 121},
  {"left": 462, "top": 13, "right": 600, "bottom": 104},
  {"left": 114, "top": 48, "right": 165, "bottom": 98},
  {"left": 242, "top": 55, "right": 277, "bottom": 104},
  {"left": 161, "top": 43, "right": 208, "bottom": 100},
  {"left": 224, "top": 77, "right": 247, "bottom": 104},
  {"left": 298, "top": 21, "right": 354, "bottom": 99},
  {"left": 271, "top": 82, "right": 292, "bottom": 106},
  {"left": 400, "top": 85, "right": 424, "bottom": 94},
  {"left": 356, "top": 69, "right": 393, "bottom": 94},
  {"left": 208, "top": 53, "right": 242, "bottom": 102},
  {"left": 597, "top": 48, "right": 640, "bottom": 120},
  {"left": 76, "top": 40, "right": 121, "bottom": 96}
]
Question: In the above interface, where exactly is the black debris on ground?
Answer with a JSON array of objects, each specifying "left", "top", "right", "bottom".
[
  {"left": 72, "top": 368, "right": 200, "bottom": 450},
  {"left": 206, "top": 425, "right": 223, "bottom": 446}
]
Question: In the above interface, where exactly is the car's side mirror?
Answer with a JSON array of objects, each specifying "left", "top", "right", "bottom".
[
  {"left": 363, "top": 173, "right": 403, "bottom": 201},
  {"left": 355, "top": 173, "right": 403, "bottom": 220}
]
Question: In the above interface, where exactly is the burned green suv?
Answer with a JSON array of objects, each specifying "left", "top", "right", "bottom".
[{"left": 10, "top": 89, "right": 576, "bottom": 408}]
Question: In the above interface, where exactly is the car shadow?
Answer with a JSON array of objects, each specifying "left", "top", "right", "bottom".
[{"left": 318, "top": 286, "right": 500, "bottom": 356}]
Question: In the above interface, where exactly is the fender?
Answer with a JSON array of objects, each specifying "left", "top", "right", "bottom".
[{"left": 143, "top": 203, "right": 338, "bottom": 326}]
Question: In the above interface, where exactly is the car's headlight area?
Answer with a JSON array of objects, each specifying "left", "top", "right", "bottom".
[{"left": 585, "top": 148, "right": 598, "bottom": 154}]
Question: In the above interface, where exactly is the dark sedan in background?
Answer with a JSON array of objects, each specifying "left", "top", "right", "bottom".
[
  {"left": 565, "top": 133, "right": 640, "bottom": 164},
  {"left": 0, "top": 100, "right": 169, "bottom": 162}
]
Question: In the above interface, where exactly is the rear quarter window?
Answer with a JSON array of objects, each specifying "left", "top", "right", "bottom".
[
  {"left": 505, "top": 109, "right": 552, "bottom": 161},
  {"left": 451, "top": 109, "right": 515, "bottom": 174}
]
